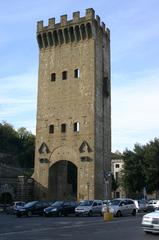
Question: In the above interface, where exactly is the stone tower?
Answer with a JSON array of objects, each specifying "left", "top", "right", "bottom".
[{"left": 34, "top": 8, "right": 111, "bottom": 201}]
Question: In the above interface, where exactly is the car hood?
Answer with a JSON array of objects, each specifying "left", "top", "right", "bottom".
[{"left": 144, "top": 211, "right": 159, "bottom": 218}]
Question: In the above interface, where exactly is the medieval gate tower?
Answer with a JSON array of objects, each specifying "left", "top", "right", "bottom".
[{"left": 34, "top": 8, "right": 111, "bottom": 201}]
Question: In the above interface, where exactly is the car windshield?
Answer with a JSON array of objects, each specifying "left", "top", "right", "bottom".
[
  {"left": 110, "top": 199, "right": 121, "bottom": 206},
  {"left": 24, "top": 201, "right": 37, "bottom": 208},
  {"left": 51, "top": 201, "right": 64, "bottom": 207},
  {"left": 79, "top": 201, "right": 93, "bottom": 206}
]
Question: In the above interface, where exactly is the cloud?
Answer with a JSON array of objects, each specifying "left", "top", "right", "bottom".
[
  {"left": 0, "top": 72, "right": 37, "bottom": 132},
  {"left": 112, "top": 68, "right": 159, "bottom": 151}
]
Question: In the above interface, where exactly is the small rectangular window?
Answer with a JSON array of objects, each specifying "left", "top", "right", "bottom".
[
  {"left": 62, "top": 71, "right": 67, "bottom": 80},
  {"left": 74, "top": 69, "right": 80, "bottom": 78},
  {"left": 61, "top": 123, "right": 66, "bottom": 133},
  {"left": 116, "top": 164, "right": 120, "bottom": 168},
  {"left": 74, "top": 122, "right": 80, "bottom": 132},
  {"left": 51, "top": 73, "right": 56, "bottom": 81},
  {"left": 49, "top": 125, "right": 54, "bottom": 134}
]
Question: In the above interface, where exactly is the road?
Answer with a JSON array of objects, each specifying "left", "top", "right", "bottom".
[{"left": 0, "top": 213, "right": 158, "bottom": 240}]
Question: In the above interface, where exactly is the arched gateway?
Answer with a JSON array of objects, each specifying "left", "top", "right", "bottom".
[
  {"left": 49, "top": 160, "right": 77, "bottom": 200},
  {"left": 34, "top": 8, "right": 111, "bottom": 201}
]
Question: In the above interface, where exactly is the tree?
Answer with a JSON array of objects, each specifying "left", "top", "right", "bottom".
[
  {"left": 16, "top": 127, "right": 35, "bottom": 168},
  {"left": 0, "top": 121, "right": 35, "bottom": 169},
  {"left": 0, "top": 121, "right": 19, "bottom": 153},
  {"left": 144, "top": 138, "right": 159, "bottom": 195},
  {"left": 121, "top": 139, "right": 159, "bottom": 198},
  {"left": 121, "top": 144, "right": 146, "bottom": 198}
]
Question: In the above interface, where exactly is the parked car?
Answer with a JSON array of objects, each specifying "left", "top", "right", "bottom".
[
  {"left": 141, "top": 208, "right": 159, "bottom": 234},
  {"left": 6, "top": 201, "right": 25, "bottom": 214},
  {"left": 109, "top": 198, "right": 137, "bottom": 217},
  {"left": 44, "top": 201, "right": 78, "bottom": 217},
  {"left": 16, "top": 201, "right": 52, "bottom": 217},
  {"left": 137, "top": 199, "right": 148, "bottom": 212},
  {"left": 75, "top": 200, "right": 103, "bottom": 216},
  {"left": 147, "top": 200, "right": 159, "bottom": 212}
]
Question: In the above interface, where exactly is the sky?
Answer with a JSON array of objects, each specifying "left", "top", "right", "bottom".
[{"left": 0, "top": 0, "right": 159, "bottom": 152}]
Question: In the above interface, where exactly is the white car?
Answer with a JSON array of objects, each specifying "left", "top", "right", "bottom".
[
  {"left": 108, "top": 198, "right": 136, "bottom": 217},
  {"left": 142, "top": 209, "right": 159, "bottom": 234},
  {"left": 75, "top": 200, "right": 103, "bottom": 216}
]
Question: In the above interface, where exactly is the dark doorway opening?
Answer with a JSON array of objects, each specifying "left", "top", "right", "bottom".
[{"left": 49, "top": 160, "right": 77, "bottom": 200}]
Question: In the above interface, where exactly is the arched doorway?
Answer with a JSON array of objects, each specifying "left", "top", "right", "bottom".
[{"left": 49, "top": 160, "right": 77, "bottom": 200}]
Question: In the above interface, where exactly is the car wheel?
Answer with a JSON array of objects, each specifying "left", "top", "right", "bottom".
[
  {"left": 16, "top": 214, "right": 21, "bottom": 218},
  {"left": 27, "top": 211, "right": 32, "bottom": 217},
  {"left": 132, "top": 209, "right": 136, "bottom": 216},
  {"left": 116, "top": 210, "right": 122, "bottom": 217},
  {"left": 88, "top": 211, "right": 93, "bottom": 217}
]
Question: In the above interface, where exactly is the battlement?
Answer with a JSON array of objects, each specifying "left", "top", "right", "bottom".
[{"left": 37, "top": 8, "right": 110, "bottom": 49}]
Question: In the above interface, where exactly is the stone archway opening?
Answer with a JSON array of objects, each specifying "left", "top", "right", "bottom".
[{"left": 48, "top": 160, "right": 77, "bottom": 200}]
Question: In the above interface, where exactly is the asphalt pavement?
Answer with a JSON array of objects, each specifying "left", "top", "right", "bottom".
[{"left": 0, "top": 213, "right": 158, "bottom": 240}]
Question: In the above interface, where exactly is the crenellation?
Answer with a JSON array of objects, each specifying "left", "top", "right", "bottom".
[
  {"left": 60, "top": 15, "right": 67, "bottom": 26},
  {"left": 37, "top": 20, "right": 44, "bottom": 31},
  {"left": 86, "top": 8, "right": 95, "bottom": 20},
  {"left": 96, "top": 15, "right": 100, "bottom": 26},
  {"left": 101, "top": 22, "right": 105, "bottom": 31},
  {"left": 36, "top": 9, "right": 108, "bottom": 49},
  {"left": 73, "top": 11, "right": 80, "bottom": 22},
  {"left": 48, "top": 18, "right": 55, "bottom": 28},
  {"left": 105, "top": 27, "right": 110, "bottom": 40},
  {"left": 37, "top": 8, "right": 97, "bottom": 33}
]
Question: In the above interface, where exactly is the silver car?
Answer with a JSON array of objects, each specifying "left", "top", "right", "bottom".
[
  {"left": 75, "top": 200, "right": 103, "bottom": 216},
  {"left": 109, "top": 198, "right": 137, "bottom": 217}
]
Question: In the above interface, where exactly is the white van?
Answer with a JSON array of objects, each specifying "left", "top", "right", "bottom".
[{"left": 75, "top": 200, "right": 103, "bottom": 216}]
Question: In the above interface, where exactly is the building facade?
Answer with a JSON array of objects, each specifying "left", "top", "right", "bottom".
[
  {"left": 34, "top": 8, "right": 111, "bottom": 201},
  {"left": 111, "top": 158, "right": 125, "bottom": 198}
]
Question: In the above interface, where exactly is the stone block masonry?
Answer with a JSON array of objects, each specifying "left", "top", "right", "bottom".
[{"left": 34, "top": 8, "right": 111, "bottom": 201}]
